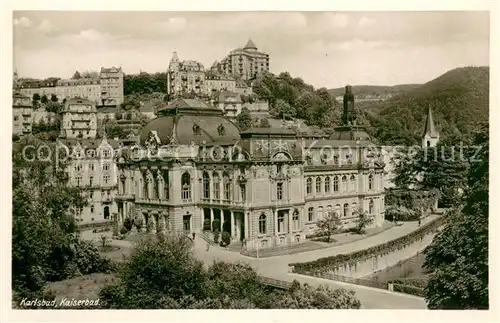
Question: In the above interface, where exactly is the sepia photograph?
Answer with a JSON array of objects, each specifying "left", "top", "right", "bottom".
[{"left": 4, "top": 4, "right": 495, "bottom": 320}]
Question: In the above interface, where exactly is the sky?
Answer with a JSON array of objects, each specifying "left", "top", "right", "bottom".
[{"left": 12, "top": 11, "right": 490, "bottom": 89}]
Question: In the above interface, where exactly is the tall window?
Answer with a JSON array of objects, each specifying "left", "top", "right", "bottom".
[
  {"left": 153, "top": 177, "right": 159, "bottom": 199},
  {"left": 277, "top": 182, "right": 284, "bottom": 200},
  {"left": 278, "top": 213, "right": 285, "bottom": 233},
  {"left": 162, "top": 171, "right": 169, "bottom": 200},
  {"left": 308, "top": 207, "right": 314, "bottom": 222},
  {"left": 259, "top": 213, "right": 266, "bottom": 234},
  {"left": 121, "top": 177, "right": 126, "bottom": 194},
  {"left": 350, "top": 175, "right": 356, "bottom": 192},
  {"left": 181, "top": 172, "right": 191, "bottom": 201},
  {"left": 352, "top": 203, "right": 358, "bottom": 216},
  {"left": 343, "top": 203, "right": 350, "bottom": 218},
  {"left": 318, "top": 206, "right": 324, "bottom": 221},
  {"left": 315, "top": 177, "right": 322, "bottom": 194},
  {"left": 213, "top": 172, "right": 220, "bottom": 199},
  {"left": 342, "top": 176, "right": 348, "bottom": 192},
  {"left": 333, "top": 176, "right": 339, "bottom": 192},
  {"left": 368, "top": 174, "right": 374, "bottom": 190},
  {"left": 89, "top": 163, "right": 95, "bottom": 171},
  {"left": 75, "top": 176, "right": 82, "bottom": 187},
  {"left": 240, "top": 184, "right": 246, "bottom": 202},
  {"left": 223, "top": 172, "right": 231, "bottom": 200},
  {"left": 143, "top": 175, "right": 150, "bottom": 199},
  {"left": 103, "top": 175, "right": 110, "bottom": 185},
  {"left": 335, "top": 204, "right": 341, "bottom": 217},
  {"left": 293, "top": 211, "right": 299, "bottom": 230},
  {"left": 369, "top": 199, "right": 374, "bottom": 214},
  {"left": 325, "top": 176, "right": 331, "bottom": 193},
  {"left": 306, "top": 177, "right": 312, "bottom": 195},
  {"left": 89, "top": 176, "right": 94, "bottom": 187},
  {"left": 203, "top": 172, "right": 210, "bottom": 199}
]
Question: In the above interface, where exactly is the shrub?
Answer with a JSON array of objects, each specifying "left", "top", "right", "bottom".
[
  {"left": 212, "top": 219, "right": 221, "bottom": 232},
  {"left": 392, "top": 283, "right": 425, "bottom": 297},
  {"left": 221, "top": 232, "right": 231, "bottom": 246},
  {"left": 12, "top": 134, "right": 20, "bottom": 142},
  {"left": 120, "top": 226, "right": 128, "bottom": 235},
  {"left": 115, "top": 113, "right": 123, "bottom": 120},
  {"left": 203, "top": 219, "right": 211, "bottom": 231},
  {"left": 123, "top": 218, "right": 133, "bottom": 231},
  {"left": 213, "top": 231, "right": 220, "bottom": 244}
]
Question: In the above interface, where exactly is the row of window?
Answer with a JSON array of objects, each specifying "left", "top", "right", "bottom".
[
  {"left": 74, "top": 175, "right": 111, "bottom": 186},
  {"left": 306, "top": 174, "right": 377, "bottom": 195},
  {"left": 258, "top": 212, "right": 300, "bottom": 235},
  {"left": 74, "top": 163, "right": 112, "bottom": 171}
]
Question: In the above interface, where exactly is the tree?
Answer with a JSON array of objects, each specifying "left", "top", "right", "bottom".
[
  {"left": 316, "top": 211, "right": 342, "bottom": 243},
  {"left": 50, "top": 94, "right": 58, "bottom": 102},
  {"left": 236, "top": 107, "right": 252, "bottom": 131},
  {"left": 12, "top": 138, "right": 113, "bottom": 300},
  {"left": 72, "top": 71, "right": 82, "bottom": 79},
  {"left": 32, "top": 93, "right": 41, "bottom": 102},
  {"left": 45, "top": 102, "right": 62, "bottom": 114},
  {"left": 354, "top": 210, "right": 373, "bottom": 234},
  {"left": 423, "top": 124, "right": 488, "bottom": 309}
]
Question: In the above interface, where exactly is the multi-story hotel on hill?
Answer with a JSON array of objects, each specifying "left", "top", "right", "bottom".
[
  {"left": 166, "top": 52, "right": 205, "bottom": 97},
  {"left": 17, "top": 67, "right": 124, "bottom": 107},
  {"left": 213, "top": 39, "right": 270, "bottom": 81}
]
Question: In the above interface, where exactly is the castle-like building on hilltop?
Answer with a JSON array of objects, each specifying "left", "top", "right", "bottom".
[{"left": 114, "top": 86, "right": 386, "bottom": 250}]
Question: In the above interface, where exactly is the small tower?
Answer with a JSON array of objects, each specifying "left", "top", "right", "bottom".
[
  {"left": 422, "top": 106, "right": 439, "bottom": 148},
  {"left": 342, "top": 85, "right": 356, "bottom": 125},
  {"left": 13, "top": 68, "right": 19, "bottom": 89}
]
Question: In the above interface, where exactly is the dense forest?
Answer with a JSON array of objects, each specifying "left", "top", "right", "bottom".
[{"left": 363, "top": 66, "right": 489, "bottom": 145}]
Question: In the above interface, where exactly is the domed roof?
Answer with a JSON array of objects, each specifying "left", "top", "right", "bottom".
[{"left": 139, "top": 99, "right": 241, "bottom": 145}]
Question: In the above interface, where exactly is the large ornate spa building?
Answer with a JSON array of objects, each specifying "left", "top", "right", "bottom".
[{"left": 115, "top": 89, "right": 386, "bottom": 250}]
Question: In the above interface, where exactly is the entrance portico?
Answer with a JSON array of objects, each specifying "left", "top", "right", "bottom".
[{"left": 203, "top": 207, "right": 245, "bottom": 241}]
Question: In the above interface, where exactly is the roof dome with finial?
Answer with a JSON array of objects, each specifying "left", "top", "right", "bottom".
[{"left": 244, "top": 38, "right": 258, "bottom": 51}]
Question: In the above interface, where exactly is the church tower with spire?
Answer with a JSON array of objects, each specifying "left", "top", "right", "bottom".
[{"left": 422, "top": 106, "right": 439, "bottom": 148}]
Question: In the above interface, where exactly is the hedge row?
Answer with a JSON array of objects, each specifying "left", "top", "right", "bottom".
[
  {"left": 392, "top": 283, "right": 425, "bottom": 297},
  {"left": 385, "top": 188, "right": 440, "bottom": 212},
  {"left": 290, "top": 215, "right": 446, "bottom": 274}
]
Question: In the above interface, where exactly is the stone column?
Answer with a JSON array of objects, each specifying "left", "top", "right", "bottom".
[
  {"left": 221, "top": 211, "right": 225, "bottom": 232},
  {"left": 274, "top": 210, "right": 278, "bottom": 235},
  {"left": 151, "top": 214, "right": 157, "bottom": 233},
  {"left": 158, "top": 214, "right": 165, "bottom": 232},
  {"left": 141, "top": 212, "right": 147, "bottom": 232},
  {"left": 244, "top": 212, "right": 249, "bottom": 239},
  {"left": 288, "top": 210, "right": 292, "bottom": 233},
  {"left": 219, "top": 172, "right": 224, "bottom": 202},
  {"left": 230, "top": 211, "right": 235, "bottom": 237},
  {"left": 210, "top": 208, "right": 214, "bottom": 229}
]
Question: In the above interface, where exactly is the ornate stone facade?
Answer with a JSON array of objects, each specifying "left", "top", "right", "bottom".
[{"left": 114, "top": 97, "right": 386, "bottom": 250}]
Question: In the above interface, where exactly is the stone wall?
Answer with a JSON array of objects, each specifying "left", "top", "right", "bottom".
[{"left": 327, "top": 232, "right": 435, "bottom": 277}]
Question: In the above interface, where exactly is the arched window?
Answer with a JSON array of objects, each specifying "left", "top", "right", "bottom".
[
  {"left": 342, "top": 175, "right": 348, "bottom": 192},
  {"left": 223, "top": 172, "right": 231, "bottom": 200},
  {"left": 324, "top": 176, "right": 331, "bottom": 193},
  {"left": 162, "top": 171, "right": 169, "bottom": 200},
  {"left": 352, "top": 203, "right": 358, "bottom": 216},
  {"left": 153, "top": 176, "right": 159, "bottom": 199},
  {"left": 369, "top": 199, "right": 374, "bottom": 214},
  {"left": 308, "top": 207, "right": 314, "bottom": 222},
  {"left": 368, "top": 174, "right": 374, "bottom": 190},
  {"left": 259, "top": 213, "right": 266, "bottom": 234},
  {"left": 306, "top": 177, "right": 312, "bottom": 195},
  {"left": 350, "top": 175, "right": 356, "bottom": 192},
  {"left": 315, "top": 177, "right": 322, "bottom": 193},
  {"left": 213, "top": 172, "right": 220, "bottom": 199},
  {"left": 293, "top": 210, "right": 299, "bottom": 230},
  {"left": 203, "top": 172, "right": 210, "bottom": 199},
  {"left": 335, "top": 204, "right": 341, "bottom": 217},
  {"left": 318, "top": 206, "right": 324, "bottom": 221},
  {"left": 181, "top": 172, "right": 191, "bottom": 201},
  {"left": 146, "top": 175, "right": 152, "bottom": 199},
  {"left": 343, "top": 203, "right": 350, "bottom": 218},
  {"left": 333, "top": 176, "right": 339, "bottom": 192}
]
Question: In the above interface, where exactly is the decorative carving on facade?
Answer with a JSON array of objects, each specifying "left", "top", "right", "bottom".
[{"left": 145, "top": 131, "right": 161, "bottom": 155}]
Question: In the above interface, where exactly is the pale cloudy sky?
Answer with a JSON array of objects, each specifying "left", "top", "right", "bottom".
[{"left": 13, "top": 11, "right": 489, "bottom": 88}]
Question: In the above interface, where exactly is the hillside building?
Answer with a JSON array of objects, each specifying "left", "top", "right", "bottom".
[
  {"left": 12, "top": 93, "right": 33, "bottom": 136},
  {"left": 167, "top": 52, "right": 205, "bottom": 97},
  {"left": 60, "top": 98, "right": 98, "bottom": 139}
]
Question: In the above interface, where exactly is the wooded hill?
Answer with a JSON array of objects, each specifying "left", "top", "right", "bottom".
[{"left": 362, "top": 66, "right": 489, "bottom": 145}]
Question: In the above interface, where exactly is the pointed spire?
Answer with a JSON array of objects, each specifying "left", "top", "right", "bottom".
[
  {"left": 423, "top": 106, "right": 438, "bottom": 138},
  {"left": 244, "top": 38, "right": 257, "bottom": 50}
]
